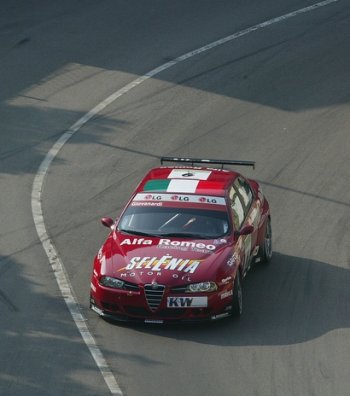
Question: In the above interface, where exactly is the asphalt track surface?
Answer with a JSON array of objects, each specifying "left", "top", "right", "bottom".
[{"left": 1, "top": 1, "right": 349, "bottom": 395}]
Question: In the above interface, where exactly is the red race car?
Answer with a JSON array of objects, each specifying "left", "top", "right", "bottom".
[{"left": 90, "top": 157, "right": 272, "bottom": 323}]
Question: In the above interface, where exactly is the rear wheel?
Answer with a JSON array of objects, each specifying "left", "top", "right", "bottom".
[
  {"left": 260, "top": 217, "right": 272, "bottom": 264},
  {"left": 231, "top": 271, "right": 242, "bottom": 317}
]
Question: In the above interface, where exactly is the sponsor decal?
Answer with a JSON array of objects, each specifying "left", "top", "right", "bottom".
[
  {"left": 130, "top": 202, "right": 163, "bottom": 207},
  {"left": 220, "top": 290, "right": 233, "bottom": 300},
  {"left": 198, "top": 197, "right": 218, "bottom": 204},
  {"left": 221, "top": 276, "right": 232, "bottom": 284},
  {"left": 120, "top": 238, "right": 153, "bottom": 246},
  {"left": 227, "top": 255, "right": 237, "bottom": 267},
  {"left": 170, "top": 194, "right": 189, "bottom": 201},
  {"left": 119, "top": 237, "right": 216, "bottom": 252},
  {"left": 213, "top": 238, "right": 227, "bottom": 245},
  {"left": 159, "top": 244, "right": 213, "bottom": 254},
  {"left": 158, "top": 238, "right": 215, "bottom": 251},
  {"left": 144, "top": 319, "right": 164, "bottom": 324},
  {"left": 145, "top": 194, "right": 161, "bottom": 200},
  {"left": 119, "top": 255, "right": 201, "bottom": 274},
  {"left": 119, "top": 272, "right": 192, "bottom": 281},
  {"left": 133, "top": 193, "right": 226, "bottom": 205},
  {"left": 167, "top": 296, "right": 208, "bottom": 308}
]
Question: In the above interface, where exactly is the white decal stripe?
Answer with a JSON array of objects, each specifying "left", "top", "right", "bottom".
[
  {"left": 31, "top": 1, "right": 339, "bottom": 394},
  {"left": 167, "top": 179, "right": 199, "bottom": 193},
  {"left": 168, "top": 169, "right": 212, "bottom": 180}
]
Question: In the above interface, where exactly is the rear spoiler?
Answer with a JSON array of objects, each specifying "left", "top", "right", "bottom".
[{"left": 160, "top": 156, "right": 255, "bottom": 170}]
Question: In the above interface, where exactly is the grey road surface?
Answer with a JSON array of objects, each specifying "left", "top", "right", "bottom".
[{"left": 1, "top": 1, "right": 349, "bottom": 395}]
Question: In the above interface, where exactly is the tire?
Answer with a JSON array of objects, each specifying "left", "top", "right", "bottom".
[
  {"left": 260, "top": 217, "right": 272, "bottom": 264},
  {"left": 231, "top": 271, "right": 242, "bottom": 317}
]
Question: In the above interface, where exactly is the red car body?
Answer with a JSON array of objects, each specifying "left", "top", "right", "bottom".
[{"left": 90, "top": 157, "right": 272, "bottom": 323}]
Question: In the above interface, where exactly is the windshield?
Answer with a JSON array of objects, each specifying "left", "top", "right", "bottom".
[{"left": 118, "top": 206, "right": 229, "bottom": 239}]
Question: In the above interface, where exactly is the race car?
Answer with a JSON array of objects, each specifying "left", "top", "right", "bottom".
[{"left": 90, "top": 157, "right": 272, "bottom": 323}]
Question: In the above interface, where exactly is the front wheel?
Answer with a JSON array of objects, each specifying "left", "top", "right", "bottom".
[
  {"left": 260, "top": 217, "right": 272, "bottom": 264},
  {"left": 231, "top": 271, "right": 242, "bottom": 317}
]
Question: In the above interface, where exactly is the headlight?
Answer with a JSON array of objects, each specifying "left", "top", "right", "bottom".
[
  {"left": 99, "top": 276, "right": 124, "bottom": 289},
  {"left": 186, "top": 281, "right": 217, "bottom": 293}
]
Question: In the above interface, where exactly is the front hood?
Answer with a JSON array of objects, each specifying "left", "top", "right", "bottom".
[{"left": 100, "top": 231, "right": 232, "bottom": 285}]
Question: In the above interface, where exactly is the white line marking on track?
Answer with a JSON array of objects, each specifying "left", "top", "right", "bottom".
[{"left": 31, "top": 1, "right": 339, "bottom": 394}]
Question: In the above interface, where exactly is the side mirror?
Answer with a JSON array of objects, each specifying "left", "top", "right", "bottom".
[
  {"left": 235, "top": 224, "right": 254, "bottom": 236},
  {"left": 101, "top": 217, "right": 114, "bottom": 229}
]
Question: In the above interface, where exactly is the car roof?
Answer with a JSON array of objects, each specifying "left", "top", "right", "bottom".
[{"left": 136, "top": 166, "right": 239, "bottom": 197}]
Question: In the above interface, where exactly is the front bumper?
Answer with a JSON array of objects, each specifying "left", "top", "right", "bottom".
[{"left": 90, "top": 281, "right": 233, "bottom": 324}]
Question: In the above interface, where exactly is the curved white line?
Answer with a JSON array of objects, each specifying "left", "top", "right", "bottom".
[{"left": 31, "top": 1, "right": 339, "bottom": 394}]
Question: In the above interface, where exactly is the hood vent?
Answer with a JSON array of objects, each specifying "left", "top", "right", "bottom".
[{"left": 144, "top": 284, "right": 165, "bottom": 312}]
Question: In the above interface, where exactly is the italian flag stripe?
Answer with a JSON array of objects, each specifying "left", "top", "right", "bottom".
[
  {"left": 197, "top": 180, "right": 226, "bottom": 190},
  {"left": 144, "top": 179, "right": 199, "bottom": 193},
  {"left": 144, "top": 179, "right": 170, "bottom": 191},
  {"left": 144, "top": 179, "right": 225, "bottom": 193},
  {"left": 167, "top": 179, "right": 199, "bottom": 193}
]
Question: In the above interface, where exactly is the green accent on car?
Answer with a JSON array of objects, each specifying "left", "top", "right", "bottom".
[{"left": 144, "top": 179, "right": 170, "bottom": 191}]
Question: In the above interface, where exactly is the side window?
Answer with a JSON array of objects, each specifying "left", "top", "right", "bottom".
[
  {"left": 229, "top": 187, "right": 245, "bottom": 229},
  {"left": 234, "top": 177, "right": 253, "bottom": 209}
]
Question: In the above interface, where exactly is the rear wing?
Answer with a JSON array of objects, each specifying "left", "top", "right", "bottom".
[{"left": 160, "top": 156, "right": 255, "bottom": 170}]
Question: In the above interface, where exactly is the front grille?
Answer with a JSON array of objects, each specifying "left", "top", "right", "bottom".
[{"left": 144, "top": 284, "right": 165, "bottom": 311}]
